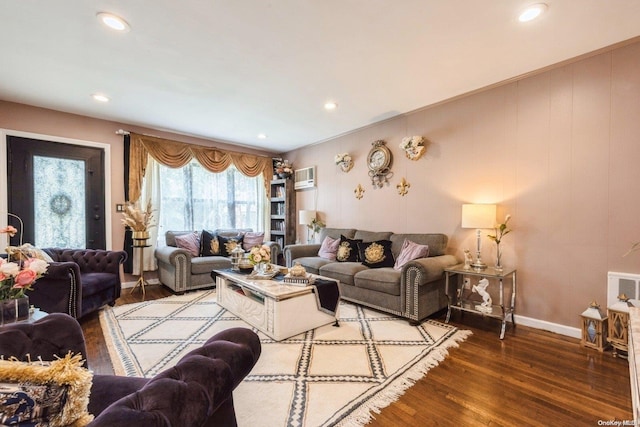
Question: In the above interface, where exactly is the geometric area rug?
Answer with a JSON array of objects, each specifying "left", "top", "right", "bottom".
[{"left": 99, "top": 290, "right": 471, "bottom": 427}]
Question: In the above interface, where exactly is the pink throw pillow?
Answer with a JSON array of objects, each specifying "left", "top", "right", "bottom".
[
  {"left": 175, "top": 232, "right": 201, "bottom": 257},
  {"left": 393, "top": 239, "right": 429, "bottom": 270},
  {"left": 318, "top": 236, "right": 340, "bottom": 260},
  {"left": 242, "top": 231, "right": 265, "bottom": 251}
]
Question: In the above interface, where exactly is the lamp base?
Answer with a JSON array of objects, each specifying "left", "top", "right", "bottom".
[{"left": 471, "top": 260, "right": 488, "bottom": 270}]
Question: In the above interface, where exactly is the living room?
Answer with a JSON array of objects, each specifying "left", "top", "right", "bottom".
[{"left": 1, "top": 2, "right": 640, "bottom": 426}]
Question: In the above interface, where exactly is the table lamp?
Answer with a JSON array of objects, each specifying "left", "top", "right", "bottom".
[
  {"left": 461, "top": 203, "right": 496, "bottom": 269},
  {"left": 299, "top": 210, "right": 316, "bottom": 243}
]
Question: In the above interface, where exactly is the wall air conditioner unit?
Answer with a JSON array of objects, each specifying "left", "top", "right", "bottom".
[{"left": 294, "top": 166, "right": 316, "bottom": 190}]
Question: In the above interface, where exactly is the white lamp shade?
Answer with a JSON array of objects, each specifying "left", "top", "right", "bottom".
[
  {"left": 299, "top": 210, "right": 316, "bottom": 226},
  {"left": 461, "top": 204, "right": 496, "bottom": 229}
]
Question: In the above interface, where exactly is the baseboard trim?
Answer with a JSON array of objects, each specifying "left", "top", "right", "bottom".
[{"left": 514, "top": 314, "right": 581, "bottom": 339}]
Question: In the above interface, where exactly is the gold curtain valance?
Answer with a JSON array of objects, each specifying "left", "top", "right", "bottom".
[{"left": 128, "top": 132, "right": 272, "bottom": 202}]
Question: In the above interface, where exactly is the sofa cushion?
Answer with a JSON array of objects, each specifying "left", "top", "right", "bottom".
[
  {"left": 336, "top": 235, "right": 362, "bottom": 262},
  {"left": 318, "top": 236, "right": 340, "bottom": 260},
  {"left": 292, "top": 257, "right": 334, "bottom": 275},
  {"left": 319, "top": 228, "right": 356, "bottom": 243},
  {"left": 394, "top": 239, "right": 429, "bottom": 270},
  {"left": 200, "top": 230, "right": 221, "bottom": 256},
  {"left": 354, "top": 230, "right": 393, "bottom": 243},
  {"left": 175, "top": 232, "right": 201, "bottom": 257},
  {"left": 242, "top": 232, "right": 264, "bottom": 251},
  {"left": 353, "top": 268, "right": 401, "bottom": 296},
  {"left": 357, "top": 240, "right": 395, "bottom": 268},
  {"left": 319, "top": 262, "right": 368, "bottom": 286},
  {"left": 82, "top": 272, "right": 120, "bottom": 297},
  {"left": 219, "top": 235, "right": 244, "bottom": 257},
  {"left": 390, "top": 233, "right": 448, "bottom": 258},
  {"left": 191, "top": 256, "right": 232, "bottom": 274}
]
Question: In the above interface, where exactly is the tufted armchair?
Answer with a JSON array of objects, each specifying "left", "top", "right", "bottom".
[
  {"left": 28, "top": 248, "right": 127, "bottom": 319},
  {"left": 0, "top": 313, "right": 261, "bottom": 427}
]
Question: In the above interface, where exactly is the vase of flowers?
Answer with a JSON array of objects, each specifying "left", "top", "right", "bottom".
[
  {"left": 487, "top": 214, "right": 512, "bottom": 272},
  {"left": 334, "top": 153, "right": 353, "bottom": 173},
  {"left": 121, "top": 200, "right": 155, "bottom": 246},
  {"left": 399, "top": 136, "right": 426, "bottom": 161},
  {"left": 307, "top": 218, "right": 325, "bottom": 242},
  {"left": 1, "top": 216, "right": 49, "bottom": 324},
  {"left": 248, "top": 244, "right": 271, "bottom": 274},
  {"left": 274, "top": 159, "right": 293, "bottom": 179}
]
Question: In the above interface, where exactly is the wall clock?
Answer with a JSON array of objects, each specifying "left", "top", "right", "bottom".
[{"left": 367, "top": 140, "right": 393, "bottom": 188}]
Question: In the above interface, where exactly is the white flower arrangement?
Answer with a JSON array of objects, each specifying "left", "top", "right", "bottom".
[
  {"left": 248, "top": 244, "right": 271, "bottom": 265},
  {"left": 399, "top": 136, "right": 426, "bottom": 160},
  {"left": 334, "top": 153, "right": 353, "bottom": 172}
]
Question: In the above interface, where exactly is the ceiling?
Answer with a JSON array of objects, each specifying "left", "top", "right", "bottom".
[{"left": 1, "top": 1, "right": 640, "bottom": 153}]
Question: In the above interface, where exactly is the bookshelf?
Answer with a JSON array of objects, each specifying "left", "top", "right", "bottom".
[{"left": 270, "top": 178, "right": 295, "bottom": 251}]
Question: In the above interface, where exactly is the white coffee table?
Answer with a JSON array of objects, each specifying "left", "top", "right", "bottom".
[{"left": 214, "top": 269, "right": 338, "bottom": 341}]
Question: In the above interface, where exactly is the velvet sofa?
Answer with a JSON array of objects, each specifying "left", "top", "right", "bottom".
[
  {"left": 29, "top": 248, "right": 127, "bottom": 319},
  {"left": 0, "top": 313, "right": 261, "bottom": 427},
  {"left": 284, "top": 228, "right": 458, "bottom": 323},
  {"left": 155, "top": 229, "right": 281, "bottom": 293}
]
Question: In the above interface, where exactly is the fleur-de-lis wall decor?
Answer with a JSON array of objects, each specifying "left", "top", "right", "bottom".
[
  {"left": 354, "top": 184, "right": 365, "bottom": 200},
  {"left": 396, "top": 178, "right": 410, "bottom": 196}
]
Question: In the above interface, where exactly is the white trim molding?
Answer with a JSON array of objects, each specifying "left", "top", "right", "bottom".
[{"left": 514, "top": 314, "right": 581, "bottom": 339}]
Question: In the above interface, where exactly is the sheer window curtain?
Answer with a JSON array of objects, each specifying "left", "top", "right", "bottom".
[{"left": 134, "top": 157, "right": 161, "bottom": 274}]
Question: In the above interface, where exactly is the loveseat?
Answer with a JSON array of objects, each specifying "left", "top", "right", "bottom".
[
  {"left": 31, "top": 248, "right": 127, "bottom": 319},
  {"left": 284, "top": 228, "right": 458, "bottom": 323},
  {"left": 155, "top": 229, "right": 281, "bottom": 293},
  {"left": 0, "top": 313, "right": 261, "bottom": 426}
]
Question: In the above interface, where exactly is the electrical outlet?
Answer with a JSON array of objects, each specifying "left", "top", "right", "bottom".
[{"left": 463, "top": 278, "right": 471, "bottom": 289}]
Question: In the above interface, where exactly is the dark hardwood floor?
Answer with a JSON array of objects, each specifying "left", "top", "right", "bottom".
[{"left": 79, "top": 284, "right": 633, "bottom": 426}]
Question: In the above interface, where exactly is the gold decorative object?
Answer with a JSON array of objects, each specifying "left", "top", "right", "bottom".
[
  {"left": 399, "top": 136, "right": 426, "bottom": 161},
  {"left": 580, "top": 301, "right": 608, "bottom": 352},
  {"left": 396, "top": 178, "right": 410, "bottom": 196},
  {"left": 367, "top": 140, "right": 393, "bottom": 188},
  {"left": 354, "top": 184, "right": 365, "bottom": 200},
  {"left": 334, "top": 153, "right": 353, "bottom": 173}
]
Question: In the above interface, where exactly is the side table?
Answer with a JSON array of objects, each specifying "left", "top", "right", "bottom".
[
  {"left": 130, "top": 245, "right": 151, "bottom": 297},
  {"left": 444, "top": 264, "right": 517, "bottom": 339}
]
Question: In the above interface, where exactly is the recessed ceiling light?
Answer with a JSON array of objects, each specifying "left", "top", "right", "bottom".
[
  {"left": 257, "top": 133, "right": 267, "bottom": 139},
  {"left": 519, "top": 3, "right": 547, "bottom": 22},
  {"left": 91, "top": 93, "right": 110, "bottom": 103},
  {"left": 324, "top": 102, "right": 338, "bottom": 110},
  {"left": 97, "top": 12, "right": 130, "bottom": 32}
]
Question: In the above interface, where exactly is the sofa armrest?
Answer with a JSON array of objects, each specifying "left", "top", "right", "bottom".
[
  {"left": 402, "top": 255, "right": 459, "bottom": 285},
  {"left": 283, "top": 244, "right": 321, "bottom": 267},
  {"left": 155, "top": 245, "right": 193, "bottom": 266},
  {"left": 262, "top": 241, "right": 281, "bottom": 264},
  {"left": 30, "top": 261, "right": 83, "bottom": 318}
]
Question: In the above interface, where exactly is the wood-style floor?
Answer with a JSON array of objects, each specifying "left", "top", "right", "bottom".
[{"left": 79, "top": 284, "right": 633, "bottom": 426}]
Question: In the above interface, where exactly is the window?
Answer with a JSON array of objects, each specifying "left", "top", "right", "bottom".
[{"left": 157, "top": 160, "right": 265, "bottom": 236}]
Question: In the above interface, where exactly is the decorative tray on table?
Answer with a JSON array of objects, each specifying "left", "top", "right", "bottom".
[{"left": 282, "top": 273, "right": 315, "bottom": 286}]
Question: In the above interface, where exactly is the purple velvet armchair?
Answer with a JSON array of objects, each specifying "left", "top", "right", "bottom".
[
  {"left": 28, "top": 248, "right": 127, "bottom": 319},
  {"left": 0, "top": 313, "right": 261, "bottom": 426}
]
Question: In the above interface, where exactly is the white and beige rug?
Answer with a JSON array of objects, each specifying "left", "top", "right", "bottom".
[{"left": 100, "top": 290, "right": 471, "bottom": 427}]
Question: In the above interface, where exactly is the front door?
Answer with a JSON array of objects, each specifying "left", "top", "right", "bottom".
[{"left": 6, "top": 135, "right": 106, "bottom": 249}]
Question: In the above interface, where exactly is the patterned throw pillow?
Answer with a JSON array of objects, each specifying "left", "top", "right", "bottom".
[
  {"left": 219, "top": 235, "right": 245, "bottom": 257},
  {"left": 0, "top": 353, "right": 93, "bottom": 426},
  {"left": 5, "top": 244, "right": 54, "bottom": 263},
  {"left": 336, "top": 235, "right": 362, "bottom": 262},
  {"left": 318, "top": 235, "right": 340, "bottom": 260},
  {"left": 174, "top": 232, "right": 201, "bottom": 257},
  {"left": 242, "top": 232, "right": 265, "bottom": 251},
  {"left": 357, "top": 240, "right": 395, "bottom": 268},
  {"left": 393, "top": 239, "right": 430, "bottom": 270},
  {"left": 200, "top": 230, "right": 220, "bottom": 256}
]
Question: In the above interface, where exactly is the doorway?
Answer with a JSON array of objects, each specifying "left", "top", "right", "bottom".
[{"left": 6, "top": 135, "right": 107, "bottom": 249}]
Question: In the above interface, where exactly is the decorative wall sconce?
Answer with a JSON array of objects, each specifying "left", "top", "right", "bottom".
[
  {"left": 354, "top": 184, "right": 365, "bottom": 200},
  {"left": 334, "top": 153, "right": 353, "bottom": 173},
  {"left": 399, "top": 135, "right": 426, "bottom": 161},
  {"left": 396, "top": 178, "right": 410, "bottom": 196}
]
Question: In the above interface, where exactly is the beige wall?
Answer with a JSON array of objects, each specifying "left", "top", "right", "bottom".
[
  {"left": 0, "top": 101, "right": 274, "bottom": 252},
  {"left": 286, "top": 40, "right": 640, "bottom": 331}
]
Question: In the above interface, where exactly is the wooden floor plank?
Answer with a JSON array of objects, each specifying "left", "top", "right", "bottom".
[{"left": 79, "top": 284, "right": 633, "bottom": 425}]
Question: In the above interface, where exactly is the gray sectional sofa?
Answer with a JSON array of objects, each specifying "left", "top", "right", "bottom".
[{"left": 283, "top": 227, "right": 458, "bottom": 323}]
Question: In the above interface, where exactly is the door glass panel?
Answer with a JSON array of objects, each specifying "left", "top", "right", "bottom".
[{"left": 33, "top": 156, "right": 86, "bottom": 248}]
